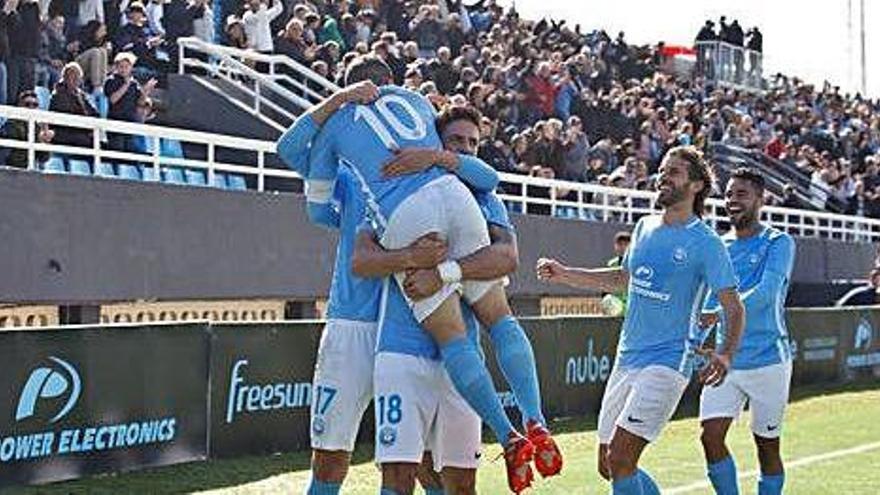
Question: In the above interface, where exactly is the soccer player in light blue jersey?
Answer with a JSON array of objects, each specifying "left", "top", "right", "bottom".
[
  {"left": 352, "top": 105, "right": 560, "bottom": 494},
  {"left": 304, "top": 56, "right": 551, "bottom": 491},
  {"left": 276, "top": 86, "right": 494, "bottom": 495},
  {"left": 537, "top": 146, "right": 745, "bottom": 495},
  {"left": 698, "top": 168, "right": 796, "bottom": 495}
]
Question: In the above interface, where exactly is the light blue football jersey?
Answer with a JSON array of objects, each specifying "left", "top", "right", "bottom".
[
  {"left": 620, "top": 215, "right": 738, "bottom": 374},
  {"left": 705, "top": 225, "right": 796, "bottom": 370}
]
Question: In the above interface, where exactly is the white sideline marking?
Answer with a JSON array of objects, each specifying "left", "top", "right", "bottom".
[{"left": 663, "top": 440, "right": 880, "bottom": 494}]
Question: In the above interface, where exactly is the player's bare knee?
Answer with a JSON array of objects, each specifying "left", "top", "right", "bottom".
[
  {"left": 471, "top": 285, "right": 511, "bottom": 327},
  {"left": 607, "top": 444, "right": 637, "bottom": 476},
  {"left": 311, "top": 450, "right": 350, "bottom": 483},
  {"left": 754, "top": 435, "right": 783, "bottom": 474},
  {"left": 381, "top": 463, "right": 418, "bottom": 494}
]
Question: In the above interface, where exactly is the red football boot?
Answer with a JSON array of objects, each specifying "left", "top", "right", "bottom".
[
  {"left": 526, "top": 420, "right": 563, "bottom": 478},
  {"left": 503, "top": 432, "right": 535, "bottom": 493}
]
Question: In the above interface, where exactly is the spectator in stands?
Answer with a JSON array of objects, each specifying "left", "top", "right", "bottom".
[
  {"left": 225, "top": 15, "right": 248, "bottom": 49},
  {"left": 104, "top": 51, "right": 155, "bottom": 150},
  {"left": 192, "top": 0, "right": 214, "bottom": 42},
  {"left": 524, "top": 62, "right": 558, "bottom": 123},
  {"left": 75, "top": 20, "right": 110, "bottom": 92},
  {"left": 49, "top": 61, "right": 99, "bottom": 148},
  {"left": 409, "top": 4, "right": 444, "bottom": 59},
  {"left": 163, "top": 0, "right": 207, "bottom": 43},
  {"left": 242, "top": 0, "right": 282, "bottom": 52},
  {"left": 354, "top": 8, "right": 374, "bottom": 45},
  {"left": 7, "top": 0, "right": 40, "bottom": 105},
  {"left": 115, "top": 2, "right": 164, "bottom": 77},
  {"left": 37, "top": 14, "right": 68, "bottom": 89},
  {"left": 77, "top": 0, "right": 104, "bottom": 32},
  {"left": 1, "top": 89, "right": 53, "bottom": 168},
  {"left": 562, "top": 116, "right": 589, "bottom": 181},
  {"left": 145, "top": 0, "right": 165, "bottom": 36},
  {"left": 727, "top": 19, "right": 745, "bottom": 83},
  {"left": 0, "top": 0, "right": 14, "bottom": 107},
  {"left": 274, "top": 18, "right": 315, "bottom": 65},
  {"left": 746, "top": 27, "right": 762, "bottom": 83}
]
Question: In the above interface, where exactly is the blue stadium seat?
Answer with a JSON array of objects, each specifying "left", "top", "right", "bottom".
[
  {"left": 161, "top": 167, "right": 185, "bottom": 184},
  {"left": 131, "top": 135, "right": 152, "bottom": 155},
  {"left": 43, "top": 156, "right": 66, "bottom": 173},
  {"left": 211, "top": 173, "right": 228, "bottom": 189},
  {"left": 160, "top": 139, "right": 184, "bottom": 159},
  {"left": 117, "top": 164, "right": 141, "bottom": 181},
  {"left": 184, "top": 169, "right": 207, "bottom": 186},
  {"left": 94, "top": 161, "right": 115, "bottom": 177},
  {"left": 226, "top": 174, "right": 247, "bottom": 191},
  {"left": 34, "top": 86, "right": 51, "bottom": 110},
  {"left": 68, "top": 159, "right": 91, "bottom": 176},
  {"left": 140, "top": 165, "right": 159, "bottom": 181}
]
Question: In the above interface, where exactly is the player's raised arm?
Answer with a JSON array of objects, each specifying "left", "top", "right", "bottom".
[
  {"left": 536, "top": 258, "right": 629, "bottom": 293},
  {"left": 277, "top": 81, "right": 379, "bottom": 175},
  {"left": 350, "top": 229, "right": 448, "bottom": 278}
]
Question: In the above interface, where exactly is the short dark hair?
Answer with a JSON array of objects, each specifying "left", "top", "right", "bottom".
[
  {"left": 344, "top": 55, "right": 392, "bottom": 86},
  {"left": 729, "top": 167, "right": 765, "bottom": 194},
  {"left": 17, "top": 90, "right": 38, "bottom": 103},
  {"left": 436, "top": 105, "right": 482, "bottom": 136},
  {"left": 614, "top": 231, "right": 631, "bottom": 244}
]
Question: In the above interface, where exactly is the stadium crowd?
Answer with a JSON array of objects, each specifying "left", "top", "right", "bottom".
[{"left": 3, "top": 0, "right": 880, "bottom": 217}]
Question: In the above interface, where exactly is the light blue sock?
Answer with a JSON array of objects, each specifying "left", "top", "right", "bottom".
[
  {"left": 424, "top": 488, "right": 444, "bottom": 495},
  {"left": 489, "top": 316, "right": 546, "bottom": 427},
  {"left": 707, "top": 456, "right": 740, "bottom": 495},
  {"left": 612, "top": 472, "right": 644, "bottom": 495},
  {"left": 440, "top": 335, "right": 515, "bottom": 446},
  {"left": 637, "top": 469, "right": 661, "bottom": 495},
  {"left": 758, "top": 473, "right": 784, "bottom": 495},
  {"left": 306, "top": 478, "right": 341, "bottom": 495}
]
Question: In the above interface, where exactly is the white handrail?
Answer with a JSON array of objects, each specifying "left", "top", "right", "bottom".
[
  {"left": 2, "top": 105, "right": 879, "bottom": 241},
  {"left": 694, "top": 40, "right": 763, "bottom": 90}
]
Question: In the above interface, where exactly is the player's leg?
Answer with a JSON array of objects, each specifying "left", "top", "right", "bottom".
[
  {"left": 416, "top": 452, "right": 445, "bottom": 495},
  {"left": 434, "top": 366, "right": 481, "bottom": 495},
  {"left": 374, "top": 353, "right": 435, "bottom": 495},
  {"left": 699, "top": 370, "right": 747, "bottom": 495},
  {"left": 422, "top": 293, "right": 517, "bottom": 446},
  {"left": 468, "top": 287, "right": 562, "bottom": 476},
  {"left": 609, "top": 366, "right": 689, "bottom": 494},
  {"left": 745, "top": 362, "right": 792, "bottom": 495},
  {"left": 308, "top": 321, "right": 376, "bottom": 494},
  {"left": 380, "top": 463, "right": 419, "bottom": 495}
]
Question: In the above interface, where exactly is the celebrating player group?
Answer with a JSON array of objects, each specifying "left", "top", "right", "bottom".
[{"left": 278, "top": 54, "right": 795, "bottom": 495}]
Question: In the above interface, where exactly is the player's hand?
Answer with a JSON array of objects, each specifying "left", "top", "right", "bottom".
[
  {"left": 536, "top": 257, "right": 566, "bottom": 283},
  {"left": 696, "top": 347, "right": 731, "bottom": 387},
  {"left": 403, "top": 268, "right": 443, "bottom": 301},
  {"left": 340, "top": 80, "right": 379, "bottom": 104},
  {"left": 406, "top": 232, "right": 447, "bottom": 269},
  {"left": 382, "top": 148, "right": 450, "bottom": 177},
  {"left": 699, "top": 311, "right": 720, "bottom": 329}
]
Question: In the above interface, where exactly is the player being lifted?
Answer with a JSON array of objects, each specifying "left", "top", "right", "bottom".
[
  {"left": 283, "top": 55, "right": 561, "bottom": 492},
  {"left": 537, "top": 146, "right": 745, "bottom": 495},
  {"left": 278, "top": 84, "right": 499, "bottom": 493},
  {"left": 698, "top": 168, "right": 796, "bottom": 495},
  {"left": 352, "top": 105, "right": 523, "bottom": 495}
]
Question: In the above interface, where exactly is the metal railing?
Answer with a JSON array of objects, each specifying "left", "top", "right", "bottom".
[
  {"left": 177, "top": 37, "right": 339, "bottom": 129},
  {"left": 0, "top": 105, "right": 296, "bottom": 192},
  {"left": 2, "top": 105, "right": 879, "bottom": 242},
  {"left": 695, "top": 40, "right": 763, "bottom": 90}
]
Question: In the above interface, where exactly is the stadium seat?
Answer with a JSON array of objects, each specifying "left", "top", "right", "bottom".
[
  {"left": 68, "top": 159, "right": 92, "bottom": 176},
  {"left": 160, "top": 139, "right": 184, "bottom": 159},
  {"left": 226, "top": 174, "right": 247, "bottom": 191},
  {"left": 94, "top": 161, "right": 115, "bottom": 178},
  {"left": 117, "top": 163, "right": 141, "bottom": 181},
  {"left": 140, "top": 165, "right": 159, "bottom": 181},
  {"left": 161, "top": 167, "right": 185, "bottom": 184},
  {"left": 211, "top": 172, "right": 228, "bottom": 189},
  {"left": 43, "top": 156, "right": 66, "bottom": 174},
  {"left": 184, "top": 169, "right": 207, "bottom": 186},
  {"left": 34, "top": 86, "right": 51, "bottom": 110}
]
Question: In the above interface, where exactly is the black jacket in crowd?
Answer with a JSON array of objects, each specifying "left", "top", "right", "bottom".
[
  {"left": 163, "top": 0, "right": 206, "bottom": 42},
  {"left": 10, "top": 2, "right": 39, "bottom": 58}
]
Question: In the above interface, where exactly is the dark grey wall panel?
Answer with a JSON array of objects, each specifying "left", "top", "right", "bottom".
[{"left": 0, "top": 169, "right": 874, "bottom": 304}]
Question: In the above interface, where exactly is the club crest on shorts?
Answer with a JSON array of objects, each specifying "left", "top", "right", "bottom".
[
  {"left": 379, "top": 426, "right": 397, "bottom": 446},
  {"left": 312, "top": 416, "right": 326, "bottom": 436},
  {"left": 672, "top": 246, "right": 688, "bottom": 265},
  {"left": 749, "top": 253, "right": 761, "bottom": 264}
]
